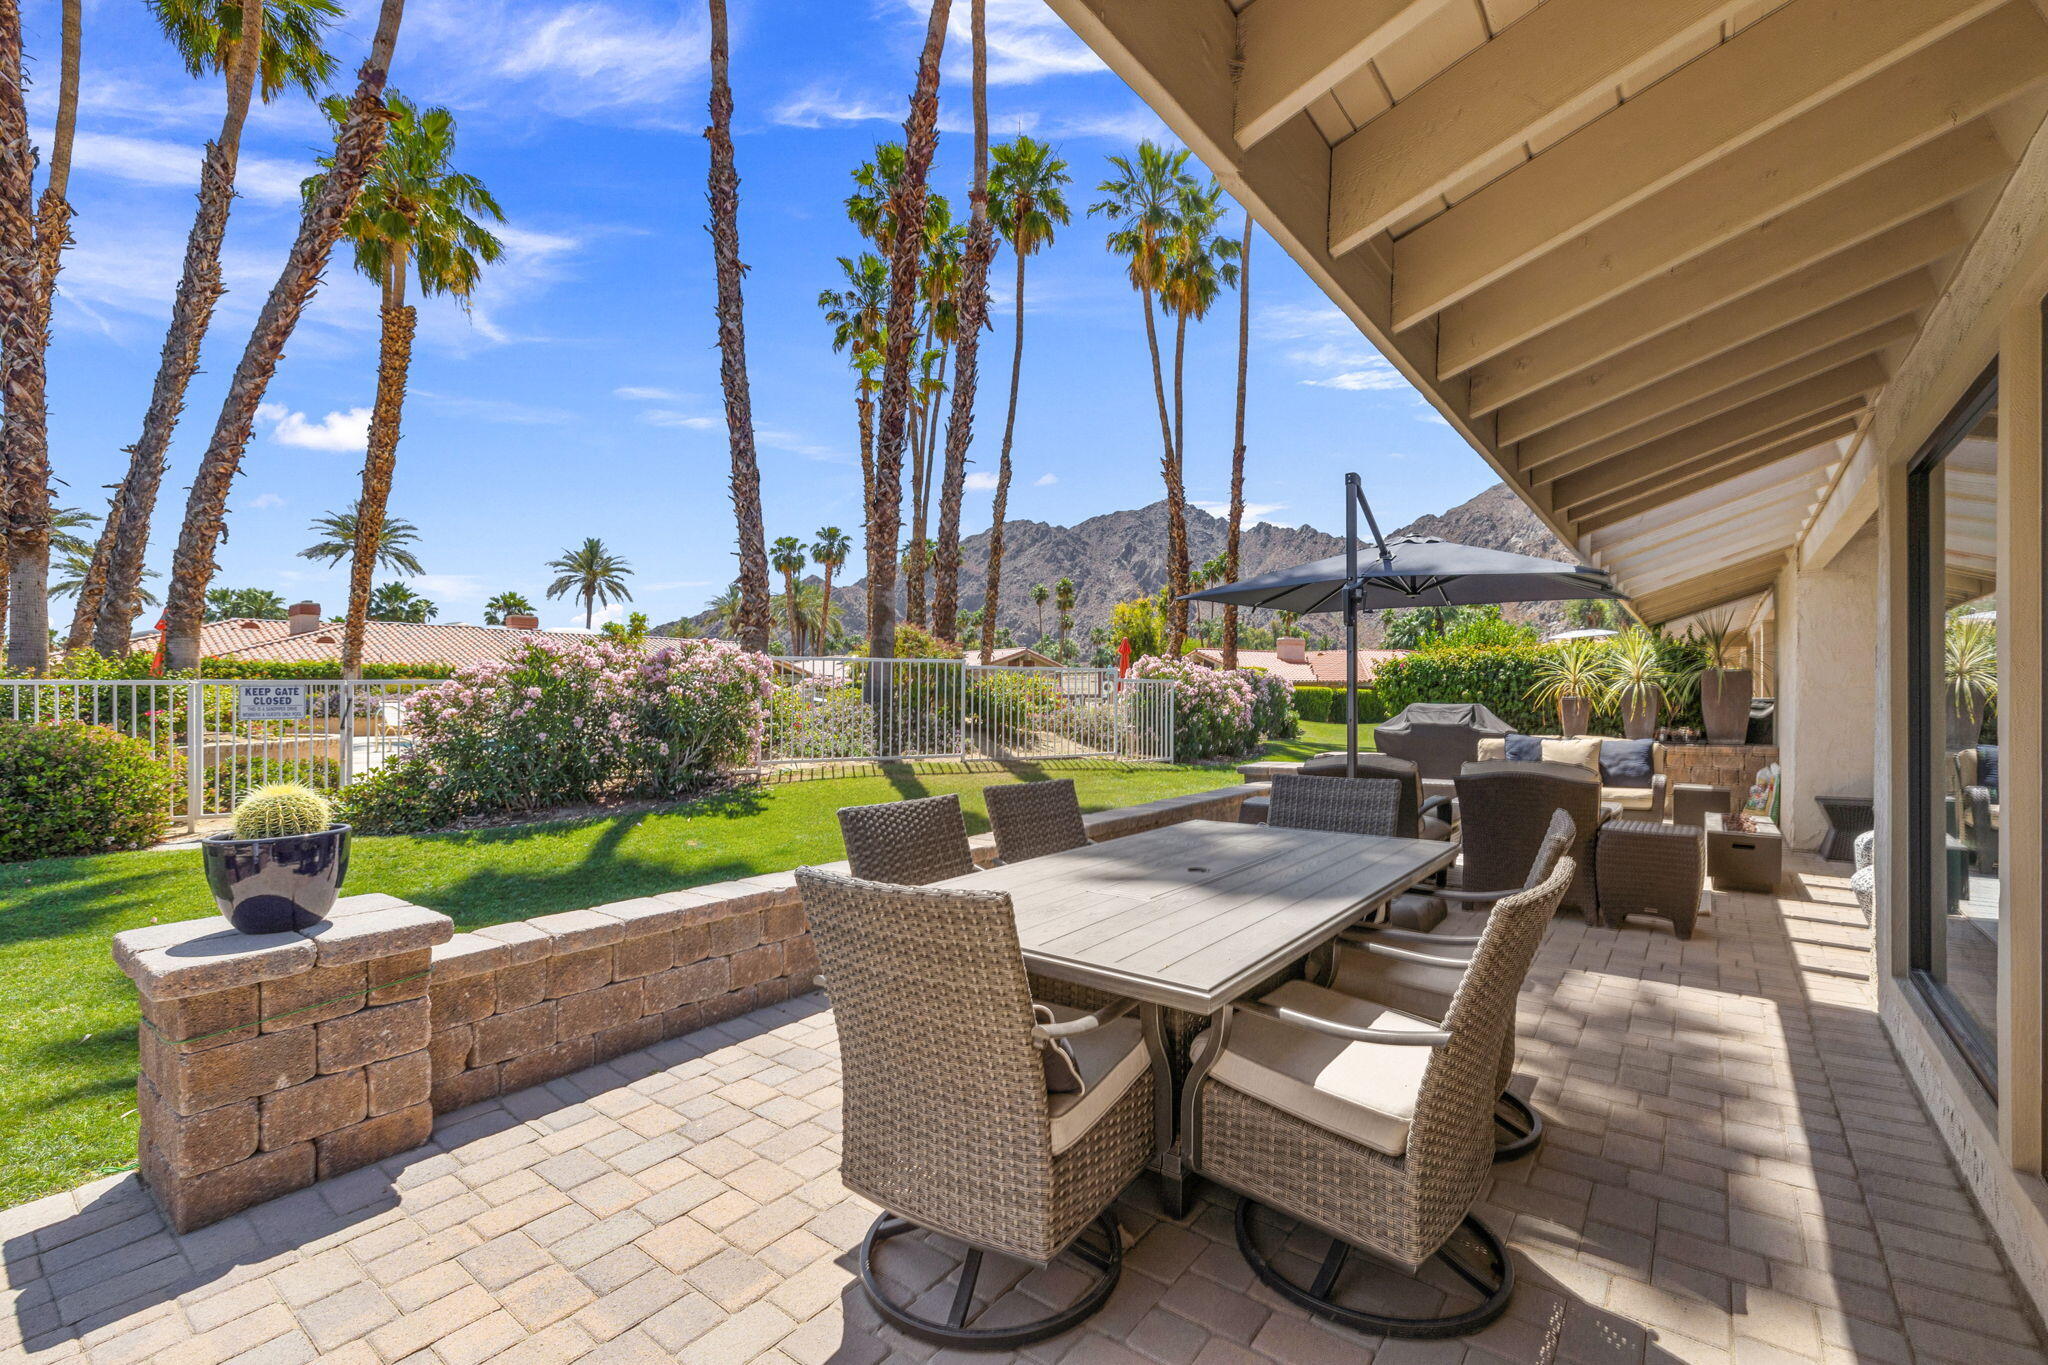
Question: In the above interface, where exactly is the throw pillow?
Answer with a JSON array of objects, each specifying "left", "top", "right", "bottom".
[
  {"left": 1504, "top": 734, "right": 1546, "bottom": 762},
  {"left": 1600, "top": 738, "right": 1656, "bottom": 787},
  {"left": 1979, "top": 744, "right": 2000, "bottom": 793},
  {"left": 1032, "top": 1005, "right": 1086, "bottom": 1096},
  {"left": 1539, "top": 736, "right": 1602, "bottom": 773},
  {"left": 1475, "top": 737, "right": 1507, "bottom": 761}
]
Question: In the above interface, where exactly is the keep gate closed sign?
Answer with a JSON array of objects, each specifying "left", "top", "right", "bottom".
[{"left": 237, "top": 683, "right": 309, "bottom": 720}]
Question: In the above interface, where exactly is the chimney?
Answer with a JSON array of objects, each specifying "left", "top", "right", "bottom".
[
  {"left": 288, "top": 602, "right": 322, "bottom": 636},
  {"left": 1277, "top": 636, "right": 1307, "bottom": 664},
  {"left": 504, "top": 613, "right": 540, "bottom": 631}
]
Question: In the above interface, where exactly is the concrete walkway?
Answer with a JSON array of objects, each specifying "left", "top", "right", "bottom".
[{"left": 2, "top": 856, "right": 2042, "bottom": 1363}]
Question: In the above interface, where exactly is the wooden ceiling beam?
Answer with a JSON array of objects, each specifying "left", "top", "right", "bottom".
[
  {"left": 1620, "top": 525, "right": 1810, "bottom": 596},
  {"left": 1588, "top": 452, "right": 1839, "bottom": 554},
  {"left": 1325, "top": 0, "right": 1747, "bottom": 248},
  {"left": 1570, "top": 418, "right": 1864, "bottom": 528},
  {"left": 1518, "top": 319, "right": 1911, "bottom": 480},
  {"left": 1631, "top": 555, "right": 1790, "bottom": 623},
  {"left": 1601, "top": 483, "right": 1826, "bottom": 577},
  {"left": 1390, "top": 0, "right": 2008, "bottom": 327},
  {"left": 1446, "top": 125, "right": 2006, "bottom": 384},
  {"left": 1497, "top": 270, "right": 1935, "bottom": 444},
  {"left": 1234, "top": 0, "right": 1449, "bottom": 149}
]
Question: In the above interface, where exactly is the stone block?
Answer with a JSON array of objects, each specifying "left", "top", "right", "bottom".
[
  {"left": 681, "top": 882, "right": 782, "bottom": 924},
  {"left": 762, "top": 903, "right": 807, "bottom": 943},
  {"left": 593, "top": 1014, "right": 663, "bottom": 1063},
  {"left": 473, "top": 1002, "right": 557, "bottom": 1065},
  {"left": 429, "top": 1025, "right": 474, "bottom": 1080},
  {"left": 316, "top": 998, "right": 430, "bottom": 1074},
  {"left": 303, "top": 903, "right": 452, "bottom": 967},
  {"left": 554, "top": 981, "right": 643, "bottom": 1040},
  {"left": 784, "top": 936, "right": 820, "bottom": 979},
  {"left": 472, "top": 921, "right": 553, "bottom": 965},
  {"left": 698, "top": 987, "right": 758, "bottom": 1029},
  {"left": 591, "top": 897, "right": 687, "bottom": 937},
  {"left": 115, "top": 919, "right": 315, "bottom": 1002},
  {"left": 499, "top": 1036, "right": 594, "bottom": 1093},
  {"left": 494, "top": 959, "right": 548, "bottom": 1012},
  {"left": 316, "top": 1102, "right": 432, "bottom": 1180},
  {"left": 658, "top": 1003, "right": 707, "bottom": 1039},
  {"left": 613, "top": 932, "right": 673, "bottom": 981},
  {"left": 431, "top": 1066, "right": 501, "bottom": 1114},
  {"left": 260, "top": 1069, "right": 366, "bottom": 1150},
  {"left": 430, "top": 973, "right": 497, "bottom": 1029},
  {"left": 705, "top": 912, "right": 762, "bottom": 958},
  {"left": 548, "top": 947, "right": 613, "bottom": 998},
  {"left": 642, "top": 958, "right": 728, "bottom": 1014},
  {"left": 727, "top": 943, "right": 783, "bottom": 991},
  {"left": 367, "top": 1052, "right": 433, "bottom": 1117},
  {"left": 143, "top": 1023, "right": 315, "bottom": 1116},
  {"left": 258, "top": 962, "right": 365, "bottom": 1032},
  {"left": 138, "top": 1074, "right": 256, "bottom": 1178},
  {"left": 528, "top": 908, "right": 626, "bottom": 952},
  {"left": 367, "top": 948, "right": 432, "bottom": 1005},
  {"left": 673, "top": 924, "right": 713, "bottom": 966},
  {"left": 146, "top": 1140, "right": 314, "bottom": 1233},
  {"left": 430, "top": 935, "right": 508, "bottom": 982},
  {"left": 141, "top": 985, "right": 258, "bottom": 1054}
]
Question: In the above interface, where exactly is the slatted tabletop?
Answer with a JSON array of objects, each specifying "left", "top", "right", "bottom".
[{"left": 937, "top": 818, "right": 1457, "bottom": 1014}]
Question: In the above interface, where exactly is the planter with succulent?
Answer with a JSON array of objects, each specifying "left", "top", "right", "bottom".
[
  {"left": 202, "top": 783, "right": 353, "bottom": 935},
  {"left": 1685, "top": 613, "right": 1753, "bottom": 745},
  {"left": 1528, "top": 639, "right": 1606, "bottom": 737},
  {"left": 1945, "top": 614, "right": 1998, "bottom": 750},
  {"left": 1601, "top": 629, "right": 1681, "bottom": 740}
]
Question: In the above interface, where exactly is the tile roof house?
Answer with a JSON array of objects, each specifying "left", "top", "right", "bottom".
[
  {"left": 1188, "top": 636, "right": 1406, "bottom": 686},
  {"left": 129, "top": 601, "right": 603, "bottom": 671}
]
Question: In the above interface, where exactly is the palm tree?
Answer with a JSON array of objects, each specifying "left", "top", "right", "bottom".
[
  {"left": 1158, "top": 178, "right": 1239, "bottom": 653},
  {"left": 810, "top": 526, "right": 851, "bottom": 650},
  {"left": 205, "top": 586, "right": 287, "bottom": 620},
  {"left": 818, "top": 253, "right": 888, "bottom": 492},
  {"left": 1030, "top": 581, "right": 1049, "bottom": 640},
  {"left": 907, "top": 206, "right": 964, "bottom": 627},
  {"left": 367, "top": 580, "right": 435, "bottom": 623},
  {"left": 1092, "top": 142, "right": 1199, "bottom": 656},
  {"left": 161, "top": 0, "right": 408, "bottom": 672},
  {"left": 770, "top": 536, "right": 807, "bottom": 653},
  {"left": 706, "top": 0, "right": 773, "bottom": 654},
  {"left": 298, "top": 505, "right": 423, "bottom": 576},
  {"left": 1224, "top": 211, "right": 1252, "bottom": 669},
  {"left": 81, "top": 0, "right": 343, "bottom": 658},
  {"left": 307, "top": 92, "right": 502, "bottom": 678},
  {"left": 705, "top": 582, "right": 743, "bottom": 638},
  {"left": 980, "top": 135, "right": 1070, "bottom": 665},
  {"left": 546, "top": 538, "right": 633, "bottom": 630},
  {"left": 1054, "top": 576, "right": 1076, "bottom": 651},
  {"left": 484, "top": 591, "right": 534, "bottom": 626},
  {"left": 53, "top": 552, "right": 159, "bottom": 607},
  {"left": 864, "top": 0, "right": 952, "bottom": 663}
]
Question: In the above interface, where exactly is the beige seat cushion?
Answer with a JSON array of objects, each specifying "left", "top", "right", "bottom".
[
  {"left": 1037, "top": 1003, "right": 1149, "bottom": 1155},
  {"left": 1601, "top": 786, "right": 1658, "bottom": 811},
  {"left": 1540, "top": 736, "right": 1602, "bottom": 773},
  {"left": 1329, "top": 938, "right": 1473, "bottom": 1023},
  {"left": 1194, "top": 980, "right": 1439, "bottom": 1157},
  {"left": 1475, "top": 737, "right": 1507, "bottom": 762}
]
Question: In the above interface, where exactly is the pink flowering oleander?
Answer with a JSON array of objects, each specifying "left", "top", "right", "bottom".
[{"left": 1129, "top": 655, "right": 1287, "bottom": 759}]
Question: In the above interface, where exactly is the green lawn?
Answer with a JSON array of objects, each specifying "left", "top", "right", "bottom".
[{"left": 0, "top": 742, "right": 1354, "bottom": 1209}]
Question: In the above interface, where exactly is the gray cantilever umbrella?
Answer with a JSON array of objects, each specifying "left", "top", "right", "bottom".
[{"left": 1186, "top": 472, "right": 1628, "bottom": 775}]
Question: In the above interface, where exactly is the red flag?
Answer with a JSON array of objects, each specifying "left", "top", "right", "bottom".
[
  {"left": 150, "top": 617, "right": 167, "bottom": 677},
  {"left": 1117, "top": 639, "right": 1131, "bottom": 678}
]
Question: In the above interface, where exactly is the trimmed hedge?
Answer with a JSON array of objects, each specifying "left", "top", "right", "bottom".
[
  {"left": 1292, "top": 685, "right": 1386, "bottom": 725},
  {"left": 1371, "top": 641, "right": 1716, "bottom": 736},
  {"left": 0, "top": 721, "right": 176, "bottom": 862}
]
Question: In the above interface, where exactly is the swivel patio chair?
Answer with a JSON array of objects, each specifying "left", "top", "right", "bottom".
[
  {"left": 836, "top": 792, "right": 978, "bottom": 886},
  {"left": 985, "top": 778, "right": 1089, "bottom": 864},
  {"left": 1179, "top": 854, "right": 1574, "bottom": 1337},
  {"left": 1298, "top": 752, "right": 1455, "bottom": 842},
  {"left": 795, "top": 867, "right": 1153, "bottom": 1349},
  {"left": 1331, "top": 810, "right": 1577, "bottom": 1163},
  {"left": 1453, "top": 760, "right": 1603, "bottom": 917},
  {"left": 1267, "top": 774, "right": 1448, "bottom": 931}
]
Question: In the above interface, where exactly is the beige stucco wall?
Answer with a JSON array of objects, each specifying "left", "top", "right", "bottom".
[{"left": 1775, "top": 530, "right": 1879, "bottom": 851}]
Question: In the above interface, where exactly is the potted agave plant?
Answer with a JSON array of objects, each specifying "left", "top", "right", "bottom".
[
  {"left": 1945, "top": 614, "right": 1998, "bottom": 750},
  {"left": 1687, "top": 612, "right": 1753, "bottom": 745},
  {"left": 1528, "top": 638, "right": 1605, "bottom": 737},
  {"left": 1601, "top": 628, "right": 1677, "bottom": 740},
  {"left": 202, "top": 783, "right": 352, "bottom": 935}
]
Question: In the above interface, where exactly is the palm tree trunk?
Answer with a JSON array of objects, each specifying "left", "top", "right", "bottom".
[
  {"left": 342, "top": 283, "right": 414, "bottom": 679},
  {"left": 1139, "top": 285, "right": 1183, "bottom": 658},
  {"left": 856, "top": 392, "right": 874, "bottom": 498},
  {"left": 584, "top": 589, "right": 594, "bottom": 630},
  {"left": 0, "top": 0, "right": 50, "bottom": 671},
  {"left": 85, "top": 1, "right": 263, "bottom": 658},
  {"left": 933, "top": 0, "right": 991, "bottom": 646},
  {"left": 819, "top": 562, "right": 834, "bottom": 647},
  {"left": 904, "top": 348, "right": 928, "bottom": 629},
  {"left": 1224, "top": 212, "right": 1251, "bottom": 670},
  {"left": 782, "top": 573, "right": 799, "bottom": 652},
  {"left": 162, "top": 0, "right": 405, "bottom": 672},
  {"left": 706, "top": 0, "right": 773, "bottom": 655},
  {"left": 982, "top": 246, "right": 1027, "bottom": 665}
]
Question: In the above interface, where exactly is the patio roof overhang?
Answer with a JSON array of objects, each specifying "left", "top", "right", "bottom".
[{"left": 1042, "top": 0, "right": 2048, "bottom": 621}]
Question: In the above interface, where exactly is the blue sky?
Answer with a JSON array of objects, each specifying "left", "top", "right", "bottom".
[{"left": 31, "top": 0, "right": 1497, "bottom": 632}]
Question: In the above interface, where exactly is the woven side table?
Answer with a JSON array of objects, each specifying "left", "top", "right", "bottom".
[{"left": 1596, "top": 820, "right": 1706, "bottom": 939}]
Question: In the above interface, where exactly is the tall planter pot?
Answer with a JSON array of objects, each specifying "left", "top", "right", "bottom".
[
  {"left": 202, "top": 824, "right": 352, "bottom": 934},
  {"left": 1558, "top": 696, "right": 1592, "bottom": 737},
  {"left": 1621, "top": 686, "right": 1662, "bottom": 740},
  {"left": 1700, "top": 669, "right": 1754, "bottom": 745}
]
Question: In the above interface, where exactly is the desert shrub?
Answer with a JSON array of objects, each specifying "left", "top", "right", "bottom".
[
  {"left": 619, "top": 642, "right": 775, "bottom": 796},
  {"left": 0, "top": 721, "right": 176, "bottom": 862},
  {"left": 203, "top": 757, "right": 342, "bottom": 814},
  {"left": 966, "top": 670, "right": 1065, "bottom": 748},
  {"left": 765, "top": 684, "right": 877, "bottom": 760},
  {"left": 850, "top": 624, "right": 962, "bottom": 660},
  {"left": 1243, "top": 670, "right": 1297, "bottom": 741},
  {"left": 334, "top": 757, "right": 458, "bottom": 835},
  {"left": 1132, "top": 655, "right": 1258, "bottom": 760}
]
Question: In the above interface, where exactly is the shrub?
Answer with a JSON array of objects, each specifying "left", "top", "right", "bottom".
[
  {"left": 203, "top": 758, "right": 342, "bottom": 814},
  {"left": 1132, "top": 655, "right": 1258, "bottom": 760},
  {"left": 1243, "top": 670, "right": 1297, "bottom": 741},
  {"left": 1372, "top": 646, "right": 1557, "bottom": 734},
  {"left": 1291, "top": 685, "right": 1386, "bottom": 725},
  {"left": 334, "top": 757, "right": 457, "bottom": 835},
  {"left": 0, "top": 721, "right": 176, "bottom": 862}
]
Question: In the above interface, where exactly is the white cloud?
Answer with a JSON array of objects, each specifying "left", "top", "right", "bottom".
[
  {"left": 1192, "top": 500, "right": 1290, "bottom": 524},
  {"left": 1303, "top": 362, "right": 1410, "bottom": 393},
  {"left": 1033, "top": 472, "right": 1058, "bottom": 487},
  {"left": 411, "top": 574, "right": 486, "bottom": 599},
  {"left": 964, "top": 471, "right": 1000, "bottom": 491},
  {"left": 258, "top": 403, "right": 371, "bottom": 452},
  {"left": 410, "top": 0, "right": 709, "bottom": 123},
  {"left": 615, "top": 385, "right": 685, "bottom": 402},
  {"left": 758, "top": 428, "right": 840, "bottom": 461},
  {"left": 644, "top": 409, "right": 719, "bottom": 430},
  {"left": 245, "top": 493, "right": 286, "bottom": 510},
  {"left": 62, "top": 131, "right": 309, "bottom": 206},
  {"left": 924, "top": 0, "right": 1108, "bottom": 85},
  {"left": 773, "top": 84, "right": 898, "bottom": 129}
]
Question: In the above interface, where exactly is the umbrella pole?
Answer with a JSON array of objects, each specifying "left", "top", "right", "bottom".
[{"left": 1345, "top": 474, "right": 1360, "bottom": 778}]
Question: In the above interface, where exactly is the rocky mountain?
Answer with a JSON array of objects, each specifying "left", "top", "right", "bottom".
[{"left": 674, "top": 482, "right": 1575, "bottom": 645}]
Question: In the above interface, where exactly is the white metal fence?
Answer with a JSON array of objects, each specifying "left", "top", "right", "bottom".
[
  {"left": 0, "top": 678, "right": 440, "bottom": 825},
  {"left": 764, "top": 658, "right": 1175, "bottom": 765}
]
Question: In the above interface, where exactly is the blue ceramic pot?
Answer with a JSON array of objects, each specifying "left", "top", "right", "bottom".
[{"left": 201, "top": 825, "right": 352, "bottom": 934}]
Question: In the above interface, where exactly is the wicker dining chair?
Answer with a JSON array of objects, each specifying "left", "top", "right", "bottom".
[
  {"left": 1453, "top": 761, "right": 1603, "bottom": 916},
  {"left": 795, "top": 867, "right": 1153, "bottom": 1348},
  {"left": 1267, "top": 774, "right": 1449, "bottom": 932},
  {"left": 1180, "top": 854, "right": 1574, "bottom": 1338},
  {"left": 1330, "top": 809, "right": 1577, "bottom": 1163},
  {"left": 1299, "top": 752, "right": 1455, "bottom": 842},
  {"left": 837, "top": 792, "right": 977, "bottom": 886},
  {"left": 985, "top": 778, "right": 1089, "bottom": 864}
]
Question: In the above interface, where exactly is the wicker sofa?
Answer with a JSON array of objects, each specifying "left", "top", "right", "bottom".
[{"left": 1953, "top": 746, "right": 1999, "bottom": 873}]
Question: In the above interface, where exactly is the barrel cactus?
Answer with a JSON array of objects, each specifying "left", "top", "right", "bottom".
[{"left": 232, "top": 783, "right": 336, "bottom": 840}]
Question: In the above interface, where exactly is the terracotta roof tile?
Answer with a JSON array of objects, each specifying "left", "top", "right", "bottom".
[
  {"left": 1187, "top": 647, "right": 1406, "bottom": 685},
  {"left": 129, "top": 619, "right": 611, "bottom": 671}
]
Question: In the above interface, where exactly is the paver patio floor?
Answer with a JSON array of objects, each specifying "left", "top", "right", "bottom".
[{"left": 3, "top": 855, "right": 2042, "bottom": 1364}]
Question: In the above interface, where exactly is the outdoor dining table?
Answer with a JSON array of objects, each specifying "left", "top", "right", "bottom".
[{"left": 936, "top": 817, "right": 1458, "bottom": 1215}]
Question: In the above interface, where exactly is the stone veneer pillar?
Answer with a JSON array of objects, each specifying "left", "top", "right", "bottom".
[{"left": 112, "top": 893, "right": 453, "bottom": 1232}]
